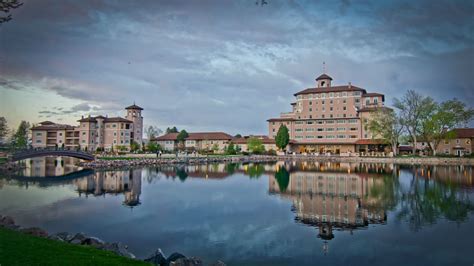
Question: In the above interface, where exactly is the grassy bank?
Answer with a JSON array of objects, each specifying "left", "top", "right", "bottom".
[{"left": 0, "top": 228, "right": 149, "bottom": 265}]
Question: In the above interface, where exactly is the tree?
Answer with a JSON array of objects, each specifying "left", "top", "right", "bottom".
[
  {"left": 145, "top": 125, "right": 162, "bottom": 140},
  {"left": 166, "top": 127, "right": 179, "bottom": 134},
  {"left": 11, "top": 120, "right": 30, "bottom": 149},
  {"left": 212, "top": 143, "right": 219, "bottom": 153},
  {"left": 176, "top": 130, "right": 188, "bottom": 150},
  {"left": 0, "top": 117, "right": 8, "bottom": 144},
  {"left": 0, "top": 0, "right": 23, "bottom": 24},
  {"left": 226, "top": 142, "right": 237, "bottom": 155},
  {"left": 367, "top": 109, "right": 404, "bottom": 156},
  {"left": 130, "top": 141, "right": 141, "bottom": 152},
  {"left": 234, "top": 134, "right": 242, "bottom": 138},
  {"left": 421, "top": 99, "right": 474, "bottom": 155},
  {"left": 393, "top": 90, "right": 436, "bottom": 155},
  {"left": 275, "top": 125, "right": 290, "bottom": 151},
  {"left": 247, "top": 137, "right": 265, "bottom": 154},
  {"left": 147, "top": 142, "right": 161, "bottom": 153}
]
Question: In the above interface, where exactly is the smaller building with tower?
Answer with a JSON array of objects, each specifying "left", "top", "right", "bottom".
[{"left": 30, "top": 103, "right": 144, "bottom": 152}]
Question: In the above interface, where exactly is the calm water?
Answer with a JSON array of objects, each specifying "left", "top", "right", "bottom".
[{"left": 1, "top": 157, "right": 473, "bottom": 266}]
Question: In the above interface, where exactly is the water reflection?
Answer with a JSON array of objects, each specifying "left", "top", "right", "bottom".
[
  {"left": 1, "top": 158, "right": 473, "bottom": 265},
  {"left": 74, "top": 169, "right": 142, "bottom": 207}
]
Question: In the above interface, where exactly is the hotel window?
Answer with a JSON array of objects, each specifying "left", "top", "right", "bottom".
[
  {"left": 445, "top": 149, "right": 449, "bottom": 154},
  {"left": 317, "top": 136, "right": 323, "bottom": 139},
  {"left": 326, "top": 128, "right": 334, "bottom": 131},
  {"left": 59, "top": 133, "right": 62, "bottom": 136},
  {"left": 114, "top": 132, "right": 117, "bottom": 136},
  {"left": 272, "top": 128, "right": 275, "bottom": 132},
  {"left": 272, "top": 122, "right": 275, "bottom": 125},
  {"left": 330, "top": 114, "right": 333, "bottom": 118},
  {"left": 309, "top": 115, "right": 312, "bottom": 119},
  {"left": 456, "top": 139, "right": 460, "bottom": 144},
  {"left": 309, "top": 108, "right": 312, "bottom": 112},
  {"left": 112, "top": 124, "right": 117, "bottom": 128},
  {"left": 350, "top": 127, "right": 358, "bottom": 131},
  {"left": 330, "top": 107, "right": 333, "bottom": 111},
  {"left": 330, "top": 92, "right": 334, "bottom": 98},
  {"left": 337, "top": 135, "right": 345, "bottom": 138},
  {"left": 36, "top": 132, "right": 42, "bottom": 136},
  {"left": 309, "top": 101, "right": 312, "bottom": 105},
  {"left": 36, "top": 140, "right": 41, "bottom": 143},
  {"left": 317, "top": 128, "right": 323, "bottom": 131},
  {"left": 307, "top": 121, "right": 314, "bottom": 125},
  {"left": 322, "top": 114, "right": 325, "bottom": 118},
  {"left": 82, "top": 140, "right": 86, "bottom": 143},
  {"left": 330, "top": 100, "right": 333, "bottom": 104},
  {"left": 355, "top": 98, "right": 360, "bottom": 103},
  {"left": 82, "top": 132, "right": 86, "bottom": 136},
  {"left": 114, "top": 140, "right": 117, "bottom": 144},
  {"left": 326, "top": 120, "right": 334, "bottom": 124},
  {"left": 374, "top": 98, "right": 378, "bottom": 104}
]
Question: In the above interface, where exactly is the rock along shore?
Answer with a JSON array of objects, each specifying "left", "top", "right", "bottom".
[
  {"left": 0, "top": 215, "right": 225, "bottom": 266},
  {"left": 78, "top": 155, "right": 474, "bottom": 169}
]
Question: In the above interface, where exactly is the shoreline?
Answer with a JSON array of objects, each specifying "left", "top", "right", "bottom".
[
  {"left": 1, "top": 155, "right": 473, "bottom": 173},
  {"left": 77, "top": 155, "right": 474, "bottom": 169}
]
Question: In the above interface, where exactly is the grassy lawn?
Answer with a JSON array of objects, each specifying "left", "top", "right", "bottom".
[{"left": 0, "top": 228, "right": 149, "bottom": 265}]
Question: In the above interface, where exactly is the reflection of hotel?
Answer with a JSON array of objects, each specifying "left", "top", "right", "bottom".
[
  {"left": 74, "top": 169, "right": 142, "bottom": 207},
  {"left": 22, "top": 156, "right": 82, "bottom": 177},
  {"left": 269, "top": 163, "right": 388, "bottom": 240}
]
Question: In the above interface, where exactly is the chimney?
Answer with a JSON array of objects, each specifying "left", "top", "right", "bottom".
[
  {"left": 81, "top": 115, "right": 84, "bottom": 119},
  {"left": 348, "top": 82, "right": 352, "bottom": 89}
]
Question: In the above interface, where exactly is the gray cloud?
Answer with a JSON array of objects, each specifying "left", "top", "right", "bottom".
[{"left": 1, "top": 0, "right": 473, "bottom": 133}]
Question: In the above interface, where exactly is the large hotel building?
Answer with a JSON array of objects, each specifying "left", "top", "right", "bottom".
[
  {"left": 31, "top": 104, "right": 144, "bottom": 151},
  {"left": 268, "top": 73, "right": 388, "bottom": 154}
]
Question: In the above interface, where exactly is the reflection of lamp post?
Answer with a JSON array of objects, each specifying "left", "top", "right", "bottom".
[{"left": 322, "top": 240, "right": 328, "bottom": 255}]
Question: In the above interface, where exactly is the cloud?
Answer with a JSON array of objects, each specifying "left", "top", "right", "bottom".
[{"left": 0, "top": 0, "right": 473, "bottom": 133}]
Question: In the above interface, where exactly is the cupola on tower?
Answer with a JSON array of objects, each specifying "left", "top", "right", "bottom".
[{"left": 316, "top": 73, "right": 333, "bottom": 88}]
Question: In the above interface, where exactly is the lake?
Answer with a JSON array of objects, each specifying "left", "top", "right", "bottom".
[{"left": 1, "top": 156, "right": 473, "bottom": 265}]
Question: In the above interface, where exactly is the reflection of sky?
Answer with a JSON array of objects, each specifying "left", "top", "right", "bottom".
[{"left": 0, "top": 167, "right": 473, "bottom": 266}]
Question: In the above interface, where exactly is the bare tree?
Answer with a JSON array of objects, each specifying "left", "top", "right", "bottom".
[
  {"left": 393, "top": 90, "right": 436, "bottom": 155},
  {"left": 0, "top": 0, "right": 23, "bottom": 24}
]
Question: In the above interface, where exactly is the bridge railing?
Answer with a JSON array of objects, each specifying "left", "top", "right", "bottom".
[{"left": 12, "top": 147, "right": 94, "bottom": 155}]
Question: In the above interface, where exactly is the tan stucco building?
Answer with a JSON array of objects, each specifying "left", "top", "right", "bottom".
[
  {"left": 267, "top": 72, "right": 389, "bottom": 154},
  {"left": 436, "top": 128, "right": 473, "bottom": 156},
  {"left": 153, "top": 132, "right": 233, "bottom": 152},
  {"left": 31, "top": 104, "right": 144, "bottom": 151}
]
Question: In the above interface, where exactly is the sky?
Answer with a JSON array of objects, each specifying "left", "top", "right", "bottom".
[{"left": 0, "top": 0, "right": 473, "bottom": 135}]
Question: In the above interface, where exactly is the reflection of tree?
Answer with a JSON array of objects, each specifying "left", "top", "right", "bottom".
[
  {"left": 275, "top": 167, "right": 290, "bottom": 192},
  {"left": 247, "top": 164, "right": 264, "bottom": 179},
  {"left": 176, "top": 168, "right": 188, "bottom": 182},
  {"left": 396, "top": 168, "right": 474, "bottom": 231},
  {"left": 367, "top": 173, "right": 400, "bottom": 212},
  {"left": 225, "top": 163, "right": 237, "bottom": 175}
]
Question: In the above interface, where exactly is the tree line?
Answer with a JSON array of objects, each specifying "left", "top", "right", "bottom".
[{"left": 368, "top": 90, "right": 473, "bottom": 156}]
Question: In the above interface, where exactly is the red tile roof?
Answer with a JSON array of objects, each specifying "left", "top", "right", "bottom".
[
  {"left": 355, "top": 139, "right": 387, "bottom": 145},
  {"left": 294, "top": 85, "right": 366, "bottom": 96},
  {"left": 103, "top": 117, "right": 133, "bottom": 123},
  {"left": 452, "top": 128, "right": 474, "bottom": 138},
  {"left": 315, "top": 74, "right": 333, "bottom": 81},
  {"left": 125, "top": 104, "right": 144, "bottom": 110},
  {"left": 153, "top": 132, "right": 233, "bottom": 141},
  {"left": 31, "top": 122, "right": 75, "bottom": 131},
  {"left": 267, "top": 117, "right": 294, "bottom": 122}
]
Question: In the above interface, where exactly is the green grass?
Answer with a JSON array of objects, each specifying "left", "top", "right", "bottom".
[
  {"left": 0, "top": 228, "right": 149, "bottom": 265},
  {"left": 0, "top": 157, "right": 7, "bottom": 164}
]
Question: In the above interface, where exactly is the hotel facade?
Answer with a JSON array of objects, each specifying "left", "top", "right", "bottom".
[
  {"left": 31, "top": 104, "right": 144, "bottom": 151},
  {"left": 268, "top": 73, "right": 388, "bottom": 154}
]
